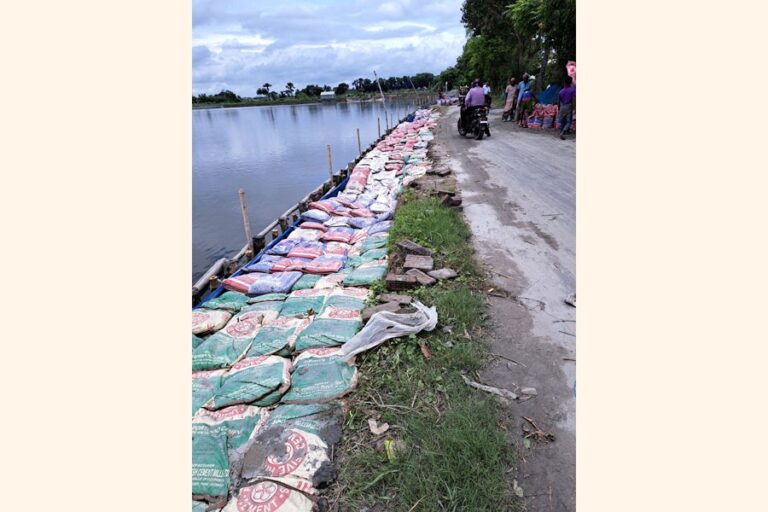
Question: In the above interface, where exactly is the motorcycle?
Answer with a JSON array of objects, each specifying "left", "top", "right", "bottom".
[{"left": 457, "top": 103, "right": 490, "bottom": 140}]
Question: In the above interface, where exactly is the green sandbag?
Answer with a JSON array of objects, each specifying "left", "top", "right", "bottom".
[
  {"left": 201, "top": 291, "right": 249, "bottom": 312},
  {"left": 246, "top": 317, "right": 312, "bottom": 357},
  {"left": 291, "top": 274, "right": 322, "bottom": 291},
  {"left": 346, "top": 247, "right": 388, "bottom": 268},
  {"left": 342, "top": 261, "right": 388, "bottom": 287},
  {"left": 294, "top": 317, "right": 363, "bottom": 352},
  {"left": 192, "top": 325, "right": 255, "bottom": 371},
  {"left": 205, "top": 356, "right": 291, "bottom": 410},
  {"left": 322, "top": 287, "right": 370, "bottom": 312},
  {"left": 192, "top": 334, "right": 205, "bottom": 350},
  {"left": 263, "top": 402, "right": 344, "bottom": 436},
  {"left": 192, "top": 422, "right": 230, "bottom": 497},
  {"left": 192, "top": 501, "right": 208, "bottom": 512},
  {"left": 192, "top": 369, "right": 224, "bottom": 416},
  {"left": 193, "top": 404, "right": 268, "bottom": 451},
  {"left": 281, "top": 348, "right": 358, "bottom": 404},
  {"left": 279, "top": 289, "right": 329, "bottom": 317},
  {"left": 247, "top": 292, "right": 288, "bottom": 303},
  {"left": 240, "top": 300, "right": 284, "bottom": 320},
  {"left": 359, "top": 233, "right": 389, "bottom": 252}
]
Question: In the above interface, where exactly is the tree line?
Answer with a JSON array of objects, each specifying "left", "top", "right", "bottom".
[
  {"left": 433, "top": 0, "right": 575, "bottom": 95},
  {"left": 192, "top": 73, "right": 435, "bottom": 104}
]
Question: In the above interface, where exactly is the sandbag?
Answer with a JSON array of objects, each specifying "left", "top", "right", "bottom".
[
  {"left": 243, "top": 254, "right": 283, "bottom": 273},
  {"left": 287, "top": 228, "right": 323, "bottom": 242},
  {"left": 322, "top": 241, "right": 351, "bottom": 256},
  {"left": 342, "top": 260, "right": 388, "bottom": 287},
  {"left": 358, "top": 233, "right": 389, "bottom": 252},
  {"left": 239, "top": 301, "right": 284, "bottom": 324},
  {"left": 271, "top": 257, "right": 312, "bottom": 273},
  {"left": 323, "top": 287, "right": 369, "bottom": 311},
  {"left": 279, "top": 288, "right": 329, "bottom": 317},
  {"left": 348, "top": 217, "right": 378, "bottom": 229},
  {"left": 287, "top": 242, "right": 324, "bottom": 260},
  {"left": 346, "top": 247, "right": 388, "bottom": 268},
  {"left": 246, "top": 316, "right": 312, "bottom": 357},
  {"left": 193, "top": 404, "right": 269, "bottom": 453},
  {"left": 323, "top": 216, "right": 349, "bottom": 228},
  {"left": 192, "top": 369, "right": 225, "bottom": 416},
  {"left": 266, "top": 239, "right": 297, "bottom": 256},
  {"left": 312, "top": 271, "right": 349, "bottom": 289},
  {"left": 222, "top": 481, "right": 313, "bottom": 512},
  {"left": 291, "top": 274, "right": 322, "bottom": 291},
  {"left": 303, "top": 255, "right": 346, "bottom": 275},
  {"left": 193, "top": 309, "right": 233, "bottom": 335},
  {"left": 300, "top": 209, "right": 331, "bottom": 223},
  {"left": 193, "top": 334, "right": 205, "bottom": 350},
  {"left": 192, "top": 422, "right": 230, "bottom": 498},
  {"left": 293, "top": 316, "right": 363, "bottom": 352},
  {"left": 247, "top": 293, "right": 288, "bottom": 304},
  {"left": 205, "top": 356, "right": 292, "bottom": 410},
  {"left": 298, "top": 221, "right": 327, "bottom": 232},
  {"left": 192, "top": 310, "right": 266, "bottom": 371},
  {"left": 223, "top": 272, "right": 302, "bottom": 295},
  {"left": 368, "top": 220, "right": 393, "bottom": 235},
  {"left": 320, "top": 227, "right": 354, "bottom": 244},
  {"left": 281, "top": 348, "right": 358, "bottom": 404},
  {"left": 201, "top": 291, "right": 249, "bottom": 312}
]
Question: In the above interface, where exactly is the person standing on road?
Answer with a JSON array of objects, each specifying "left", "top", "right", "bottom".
[
  {"left": 557, "top": 76, "right": 576, "bottom": 140},
  {"left": 483, "top": 81, "right": 492, "bottom": 107},
  {"left": 502, "top": 77, "right": 517, "bottom": 121},
  {"left": 514, "top": 73, "right": 530, "bottom": 122}
]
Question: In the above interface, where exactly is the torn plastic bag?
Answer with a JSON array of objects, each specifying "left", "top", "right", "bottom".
[{"left": 339, "top": 301, "right": 438, "bottom": 360}]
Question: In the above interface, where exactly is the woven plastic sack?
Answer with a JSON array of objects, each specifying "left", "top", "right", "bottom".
[
  {"left": 192, "top": 422, "right": 230, "bottom": 498},
  {"left": 280, "top": 288, "right": 329, "bottom": 317},
  {"left": 239, "top": 301, "right": 283, "bottom": 324},
  {"left": 323, "top": 216, "right": 349, "bottom": 228},
  {"left": 192, "top": 311, "right": 264, "bottom": 371},
  {"left": 247, "top": 293, "right": 288, "bottom": 304},
  {"left": 193, "top": 309, "right": 233, "bottom": 335},
  {"left": 201, "top": 291, "right": 249, "bottom": 312},
  {"left": 359, "top": 234, "right": 389, "bottom": 252},
  {"left": 243, "top": 254, "right": 283, "bottom": 273},
  {"left": 287, "top": 228, "right": 323, "bottom": 242},
  {"left": 298, "top": 221, "right": 327, "bottom": 232},
  {"left": 303, "top": 255, "right": 346, "bottom": 275},
  {"left": 223, "top": 272, "right": 302, "bottom": 295},
  {"left": 281, "top": 348, "right": 358, "bottom": 404},
  {"left": 246, "top": 316, "right": 312, "bottom": 357},
  {"left": 287, "top": 242, "right": 324, "bottom": 260},
  {"left": 340, "top": 301, "right": 438, "bottom": 360},
  {"left": 308, "top": 199, "right": 341, "bottom": 214},
  {"left": 312, "top": 271, "right": 349, "bottom": 289},
  {"left": 349, "top": 208, "right": 374, "bottom": 219},
  {"left": 194, "top": 404, "right": 269, "bottom": 456},
  {"left": 193, "top": 334, "right": 205, "bottom": 350},
  {"left": 324, "top": 287, "right": 369, "bottom": 311},
  {"left": 347, "top": 217, "right": 377, "bottom": 229},
  {"left": 291, "top": 274, "right": 322, "bottom": 291},
  {"left": 347, "top": 247, "right": 388, "bottom": 268},
  {"left": 342, "top": 260, "right": 388, "bottom": 287},
  {"left": 300, "top": 209, "right": 331, "bottom": 223},
  {"left": 320, "top": 227, "right": 354, "bottom": 244},
  {"left": 192, "top": 369, "right": 225, "bottom": 416},
  {"left": 222, "top": 481, "right": 313, "bottom": 512},
  {"left": 323, "top": 241, "right": 351, "bottom": 256},
  {"left": 293, "top": 316, "right": 363, "bottom": 352},
  {"left": 271, "top": 257, "right": 312, "bottom": 273},
  {"left": 368, "top": 220, "right": 393, "bottom": 235},
  {"left": 266, "top": 239, "right": 297, "bottom": 256},
  {"left": 205, "top": 356, "right": 292, "bottom": 410}
]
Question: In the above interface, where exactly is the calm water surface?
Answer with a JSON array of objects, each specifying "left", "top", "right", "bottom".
[{"left": 193, "top": 100, "right": 417, "bottom": 282}]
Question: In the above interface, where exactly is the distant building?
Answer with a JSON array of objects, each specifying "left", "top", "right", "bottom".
[{"left": 320, "top": 91, "right": 335, "bottom": 100}]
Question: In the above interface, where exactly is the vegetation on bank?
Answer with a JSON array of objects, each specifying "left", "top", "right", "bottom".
[
  {"left": 434, "top": 0, "right": 576, "bottom": 95},
  {"left": 332, "top": 191, "right": 520, "bottom": 511}
]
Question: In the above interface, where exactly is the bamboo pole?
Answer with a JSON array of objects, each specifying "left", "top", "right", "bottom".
[
  {"left": 238, "top": 188, "right": 253, "bottom": 251},
  {"left": 326, "top": 144, "right": 334, "bottom": 182},
  {"left": 356, "top": 128, "right": 362, "bottom": 155},
  {"left": 377, "top": 116, "right": 381, "bottom": 138}
]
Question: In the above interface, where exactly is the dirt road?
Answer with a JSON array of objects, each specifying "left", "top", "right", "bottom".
[{"left": 432, "top": 106, "right": 576, "bottom": 511}]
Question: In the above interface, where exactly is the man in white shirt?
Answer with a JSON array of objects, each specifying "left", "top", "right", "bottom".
[{"left": 482, "top": 82, "right": 491, "bottom": 107}]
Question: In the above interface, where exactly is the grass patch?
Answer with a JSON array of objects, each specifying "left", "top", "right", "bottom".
[{"left": 333, "top": 193, "right": 519, "bottom": 511}]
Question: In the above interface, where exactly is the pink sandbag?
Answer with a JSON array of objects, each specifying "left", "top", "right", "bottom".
[
  {"left": 287, "top": 242, "right": 324, "bottom": 260},
  {"left": 308, "top": 199, "right": 341, "bottom": 214},
  {"left": 223, "top": 272, "right": 302, "bottom": 295},
  {"left": 320, "top": 227, "right": 355, "bottom": 244},
  {"left": 323, "top": 242, "right": 350, "bottom": 256},
  {"left": 349, "top": 208, "right": 374, "bottom": 218},
  {"left": 298, "top": 222, "right": 327, "bottom": 232},
  {"left": 271, "top": 258, "right": 312, "bottom": 272},
  {"left": 303, "top": 255, "right": 346, "bottom": 275}
]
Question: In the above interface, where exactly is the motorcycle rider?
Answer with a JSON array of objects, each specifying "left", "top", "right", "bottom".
[{"left": 461, "top": 79, "right": 486, "bottom": 131}]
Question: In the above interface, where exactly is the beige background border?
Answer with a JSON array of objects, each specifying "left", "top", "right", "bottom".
[{"left": 1, "top": 0, "right": 766, "bottom": 509}]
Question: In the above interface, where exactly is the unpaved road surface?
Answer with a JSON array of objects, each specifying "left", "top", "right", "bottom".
[{"left": 433, "top": 106, "right": 575, "bottom": 511}]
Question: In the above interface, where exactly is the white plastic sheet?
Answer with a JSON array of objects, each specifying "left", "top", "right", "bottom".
[{"left": 340, "top": 301, "right": 438, "bottom": 360}]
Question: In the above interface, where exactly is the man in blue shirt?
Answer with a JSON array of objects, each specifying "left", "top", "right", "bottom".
[{"left": 514, "top": 73, "right": 530, "bottom": 122}]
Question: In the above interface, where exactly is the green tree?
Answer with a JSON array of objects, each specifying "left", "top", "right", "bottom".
[
  {"left": 334, "top": 82, "right": 349, "bottom": 95},
  {"left": 262, "top": 82, "right": 272, "bottom": 94}
]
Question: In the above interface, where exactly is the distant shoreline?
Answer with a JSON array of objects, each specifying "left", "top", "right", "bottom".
[{"left": 192, "top": 90, "right": 435, "bottom": 110}]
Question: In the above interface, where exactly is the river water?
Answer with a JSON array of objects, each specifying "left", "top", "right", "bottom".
[{"left": 193, "top": 99, "right": 419, "bottom": 282}]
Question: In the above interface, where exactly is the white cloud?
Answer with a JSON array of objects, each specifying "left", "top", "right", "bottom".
[{"left": 192, "top": 0, "right": 467, "bottom": 96}]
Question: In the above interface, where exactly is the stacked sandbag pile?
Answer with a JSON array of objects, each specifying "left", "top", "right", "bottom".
[{"left": 193, "top": 109, "right": 440, "bottom": 510}]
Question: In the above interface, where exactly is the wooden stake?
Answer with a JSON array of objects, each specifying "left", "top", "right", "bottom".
[
  {"left": 326, "top": 144, "right": 334, "bottom": 182},
  {"left": 238, "top": 188, "right": 253, "bottom": 251},
  {"left": 377, "top": 116, "right": 381, "bottom": 138},
  {"left": 356, "top": 128, "right": 362, "bottom": 155}
]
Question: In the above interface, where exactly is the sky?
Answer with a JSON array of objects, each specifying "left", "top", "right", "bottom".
[{"left": 192, "top": 0, "right": 467, "bottom": 97}]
